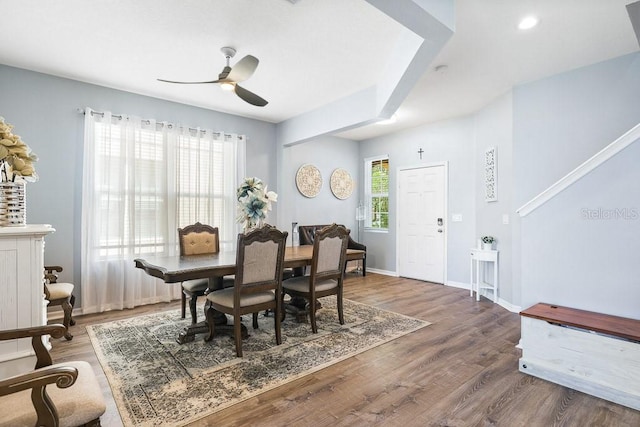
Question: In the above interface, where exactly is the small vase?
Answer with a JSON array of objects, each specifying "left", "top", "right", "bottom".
[
  {"left": 0, "top": 181, "right": 26, "bottom": 226},
  {"left": 482, "top": 242, "right": 493, "bottom": 250}
]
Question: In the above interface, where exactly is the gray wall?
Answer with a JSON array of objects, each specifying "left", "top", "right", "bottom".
[
  {"left": 359, "top": 116, "right": 476, "bottom": 282},
  {"left": 513, "top": 52, "right": 640, "bottom": 319},
  {"left": 277, "top": 135, "right": 361, "bottom": 242},
  {"left": 0, "top": 65, "right": 278, "bottom": 308},
  {"left": 474, "top": 92, "right": 515, "bottom": 304},
  {"left": 521, "top": 140, "right": 640, "bottom": 319}
]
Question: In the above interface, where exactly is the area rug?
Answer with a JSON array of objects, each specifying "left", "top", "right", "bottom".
[{"left": 87, "top": 296, "right": 431, "bottom": 426}]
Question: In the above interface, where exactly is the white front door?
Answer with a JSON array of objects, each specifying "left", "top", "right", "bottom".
[{"left": 397, "top": 164, "right": 446, "bottom": 283}]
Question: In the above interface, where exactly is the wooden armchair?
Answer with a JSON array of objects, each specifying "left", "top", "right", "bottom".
[
  {"left": 44, "top": 266, "right": 76, "bottom": 341},
  {"left": 0, "top": 324, "right": 106, "bottom": 426}
]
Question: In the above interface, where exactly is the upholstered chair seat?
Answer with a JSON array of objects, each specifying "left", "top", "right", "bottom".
[
  {"left": 0, "top": 324, "right": 106, "bottom": 427},
  {"left": 44, "top": 266, "right": 76, "bottom": 341},
  {"left": 281, "top": 276, "right": 338, "bottom": 293}
]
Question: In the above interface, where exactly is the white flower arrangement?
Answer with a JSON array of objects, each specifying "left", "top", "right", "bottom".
[
  {"left": 236, "top": 177, "right": 277, "bottom": 230},
  {"left": 0, "top": 117, "right": 38, "bottom": 182}
]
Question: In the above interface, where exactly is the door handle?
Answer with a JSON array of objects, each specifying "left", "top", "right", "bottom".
[{"left": 437, "top": 229, "right": 443, "bottom": 233}]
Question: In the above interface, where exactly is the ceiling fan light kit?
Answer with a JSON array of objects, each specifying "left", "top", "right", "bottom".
[{"left": 157, "top": 46, "right": 268, "bottom": 107}]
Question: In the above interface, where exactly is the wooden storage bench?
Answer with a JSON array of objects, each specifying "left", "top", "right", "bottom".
[{"left": 519, "top": 303, "right": 640, "bottom": 410}]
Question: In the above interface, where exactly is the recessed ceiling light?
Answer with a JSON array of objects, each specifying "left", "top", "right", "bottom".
[{"left": 518, "top": 15, "right": 539, "bottom": 30}]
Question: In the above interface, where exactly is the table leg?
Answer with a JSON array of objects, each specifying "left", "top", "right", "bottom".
[{"left": 284, "top": 296, "right": 322, "bottom": 323}]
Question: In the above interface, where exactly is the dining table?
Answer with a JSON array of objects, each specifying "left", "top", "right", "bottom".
[{"left": 134, "top": 245, "right": 365, "bottom": 344}]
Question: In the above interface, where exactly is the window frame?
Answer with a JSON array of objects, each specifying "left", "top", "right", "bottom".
[{"left": 364, "top": 155, "right": 390, "bottom": 232}]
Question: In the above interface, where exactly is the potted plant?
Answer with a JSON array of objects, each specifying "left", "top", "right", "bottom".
[{"left": 481, "top": 235, "right": 495, "bottom": 250}]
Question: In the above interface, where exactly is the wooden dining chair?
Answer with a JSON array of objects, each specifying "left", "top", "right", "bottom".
[
  {"left": 44, "top": 266, "right": 76, "bottom": 341},
  {"left": 178, "top": 222, "right": 233, "bottom": 324},
  {"left": 282, "top": 223, "right": 349, "bottom": 333},
  {"left": 204, "top": 225, "right": 288, "bottom": 357}
]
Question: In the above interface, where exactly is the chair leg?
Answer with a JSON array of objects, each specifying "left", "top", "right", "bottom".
[
  {"left": 252, "top": 312, "right": 259, "bottom": 329},
  {"left": 61, "top": 297, "right": 73, "bottom": 340},
  {"left": 69, "top": 294, "right": 76, "bottom": 326},
  {"left": 362, "top": 257, "right": 366, "bottom": 276},
  {"left": 275, "top": 300, "right": 282, "bottom": 345},
  {"left": 189, "top": 294, "right": 198, "bottom": 324},
  {"left": 309, "top": 296, "right": 318, "bottom": 334},
  {"left": 234, "top": 316, "right": 243, "bottom": 357},
  {"left": 204, "top": 307, "right": 215, "bottom": 342},
  {"left": 337, "top": 291, "right": 345, "bottom": 325},
  {"left": 181, "top": 289, "right": 186, "bottom": 319}
]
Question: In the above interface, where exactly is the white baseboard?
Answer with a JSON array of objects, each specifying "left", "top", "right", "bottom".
[
  {"left": 498, "top": 298, "right": 521, "bottom": 313},
  {"left": 446, "top": 281, "right": 521, "bottom": 313},
  {"left": 446, "top": 280, "right": 470, "bottom": 290},
  {"left": 366, "top": 268, "right": 397, "bottom": 277}
]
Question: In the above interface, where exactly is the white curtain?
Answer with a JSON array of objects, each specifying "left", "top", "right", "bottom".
[{"left": 81, "top": 108, "right": 245, "bottom": 313}]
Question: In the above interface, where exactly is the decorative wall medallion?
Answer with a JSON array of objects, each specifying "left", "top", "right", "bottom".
[
  {"left": 330, "top": 168, "right": 354, "bottom": 200},
  {"left": 295, "top": 164, "right": 322, "bottom": 198},
  {"left": 485, "top": 147, "right": 497, "bottom": 202}
]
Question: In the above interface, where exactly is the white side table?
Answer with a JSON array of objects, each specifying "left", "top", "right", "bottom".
[{"left": 470, "top": 248, "right": 499, "bottom": 302}]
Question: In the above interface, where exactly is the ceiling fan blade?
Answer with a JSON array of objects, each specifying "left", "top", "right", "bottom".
[
  {"left": 235, "top": 84, "right": 268, "bottom": 107},
  {"left": 157, "top": 79, "right": 220, "bottom": 84},
  {"left": 227, "top": 55, "right": 259, "bottom": 83}
]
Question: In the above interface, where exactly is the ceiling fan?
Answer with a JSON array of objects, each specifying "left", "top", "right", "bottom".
[{"left": 158, "top": 47, "right": 268, "bottom": 107}]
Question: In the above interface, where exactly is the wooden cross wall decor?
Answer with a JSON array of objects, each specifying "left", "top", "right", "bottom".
[{"left": 418, "top": 148, "right": 424, "bottom": 159}]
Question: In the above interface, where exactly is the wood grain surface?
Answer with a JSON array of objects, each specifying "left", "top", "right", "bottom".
[{"left": 49, "top": 273, "right": 640, "bottom": 426}]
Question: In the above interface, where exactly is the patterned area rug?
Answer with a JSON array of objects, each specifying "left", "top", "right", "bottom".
[{"left": 87, "top": 296, "right": 431, "bottom": 426}]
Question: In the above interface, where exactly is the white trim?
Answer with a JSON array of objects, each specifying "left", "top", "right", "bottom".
[
  {"left": 446, "top": 280, "right": 470, "bottom": 290},
  {"left": 517, "top": 123, "right": 640, "bottom": 217},
  {"left": 497, "top": 298, "right": 521, "bottom": 314},
  {"left": 395, "top": 161, "right": 449, "bottom": 285},
  {"left": 364, "top": 155, "right": 390, "bottom": 230},
  {"left": 366, "top": 268, "right": 397, "bottom": 276}
]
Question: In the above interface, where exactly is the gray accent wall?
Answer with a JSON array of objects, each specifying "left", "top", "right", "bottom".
[
  {"left": 359, "top": 116, "right": 476, "bottom": 283},
  {"left": 513, "top": 52, "right": 640, "bottom": 319},
  {"left": 277, "top": 135, "right": 360, "bottom": 241},
  {"left": 474, "top": 92, "right": 515, "bottom": 304},
  {"left": 0, "top": 65, "right": 278, "bottom": 307}
]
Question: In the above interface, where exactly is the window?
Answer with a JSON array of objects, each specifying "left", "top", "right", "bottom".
[
  {"left": 364, "top": 156, "right": 389, "bottom": 230},
  {"left": 81, "top": 108, "right": 244, "bottom": 312},
  {"left": 92, "top": 120, "right": 238, "bottom": 257}
]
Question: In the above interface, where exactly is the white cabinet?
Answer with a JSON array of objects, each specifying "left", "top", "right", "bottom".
[
  {"left": 0, "top": 224, "right": 55, "bottom": 378},
  {"left": 469, "top": 248, "right": 498, "bottom": 302}
]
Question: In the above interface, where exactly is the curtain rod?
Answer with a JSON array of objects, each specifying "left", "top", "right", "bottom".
[{"left": 77, "top": 108, "right": 243, "bottom": 139}]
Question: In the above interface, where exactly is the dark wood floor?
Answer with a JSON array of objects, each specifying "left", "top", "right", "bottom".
[{"left": 50, "top": 273, "right": 640, "bottom": 427}]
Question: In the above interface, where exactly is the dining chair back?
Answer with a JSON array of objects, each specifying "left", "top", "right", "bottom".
[
  {"left": 283, "top": 223, "right": 349, "bottom": 333},
  {"left": 177, "top": 222, "right": 229, "bottom": 323},
  {"left": 205, "top": 225, "right": 288, "bottom": 357}
]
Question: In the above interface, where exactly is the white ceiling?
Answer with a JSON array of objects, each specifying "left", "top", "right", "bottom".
[{"left": 2, "top": 0, "right": 638, "bottom": 141}]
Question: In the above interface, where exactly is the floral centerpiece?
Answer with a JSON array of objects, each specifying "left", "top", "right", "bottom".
[
  {"left": 236, "top": 177, "right": 277, "bottom": 231},
  {"left": 0, "top": 116, "right": 38, "bottom": 182}
]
